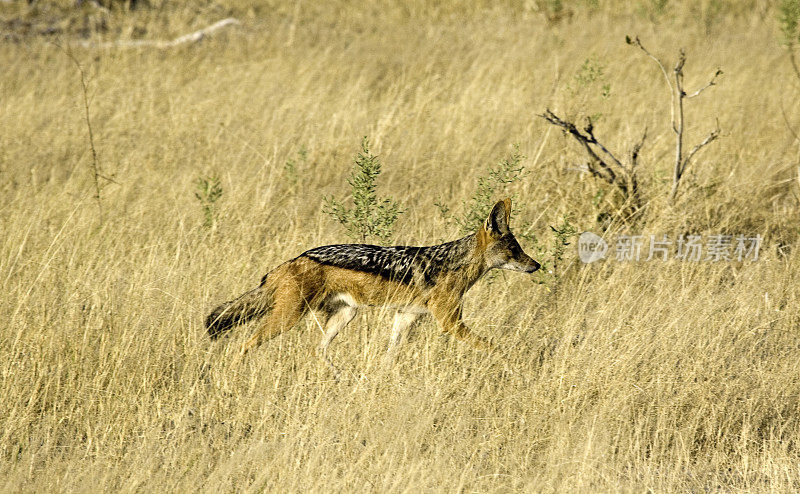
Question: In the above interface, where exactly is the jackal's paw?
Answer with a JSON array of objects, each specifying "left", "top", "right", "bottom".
[
  {"left": 240, "top": 335, "right": 261, "bottom": 357},
  {"left": 470, "top": 336, "right": 495, "bottom": 351},
  {"left": 316, "top": 349, "right": 343, "bottom": 381}
]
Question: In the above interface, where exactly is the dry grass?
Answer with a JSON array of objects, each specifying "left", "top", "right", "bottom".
[{"left": 2, "top": 1, "right": 800, "bottom": 491}]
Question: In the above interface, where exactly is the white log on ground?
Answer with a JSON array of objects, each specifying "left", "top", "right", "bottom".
[{"left": 72, "top": 18, "right": 241, "bottom": 49}]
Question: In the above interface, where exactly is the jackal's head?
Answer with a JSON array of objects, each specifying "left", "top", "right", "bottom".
[{"left": 477, "top": 198, "right": 540, "bottom": 273}]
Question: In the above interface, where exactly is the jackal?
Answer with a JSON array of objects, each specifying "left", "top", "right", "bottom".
[{"left": 206, "top": 198, "right": 539, "bottom": 359}]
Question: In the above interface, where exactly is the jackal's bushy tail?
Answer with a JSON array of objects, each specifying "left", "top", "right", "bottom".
[{"left": 206, "top": 284, "right": 274, "bottom": 339}]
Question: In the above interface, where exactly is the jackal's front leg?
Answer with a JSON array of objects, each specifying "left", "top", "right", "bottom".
[
  {"left": 384, "top": 310, "right": 422, "bottom": 363},
  {"left": 428, "top": 300, "right": 493, "bottom": 351},
  {"left": 316, "top": 306, "right": 357, "bottom": 379}
]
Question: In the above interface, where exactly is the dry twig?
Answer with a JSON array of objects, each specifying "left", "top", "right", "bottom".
[
  {"left": 72, "top": 18, "right": 240, "bottom": 49},
  {"left": 54, "top": 42, "right": 107, "bottom": 220},
  {"left": 627, "top": 36, "right": 722, "bottom": 201},
  {"left": 540, "top": 109, "right": 644, "bottom": 213}
]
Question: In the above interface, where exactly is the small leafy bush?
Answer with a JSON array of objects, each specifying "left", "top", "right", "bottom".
[
  {"left": 194, "top": 175, "right": 223, "bottom": 229},
  {"left": 323, "top": 137, "right": 403, "bottom": 243}
]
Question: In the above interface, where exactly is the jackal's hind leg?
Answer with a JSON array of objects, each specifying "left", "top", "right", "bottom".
[{"left": 241, "top": 286, "right": 307, "bottom": 356}]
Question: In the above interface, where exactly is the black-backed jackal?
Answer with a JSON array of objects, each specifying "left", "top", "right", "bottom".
[{"left": 206, "top": 198, "right": 539, "bottom": 362}]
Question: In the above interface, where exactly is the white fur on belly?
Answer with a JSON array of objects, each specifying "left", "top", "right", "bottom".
[{"left": 332, "top": 292, "right": 428, "bottom": 314}]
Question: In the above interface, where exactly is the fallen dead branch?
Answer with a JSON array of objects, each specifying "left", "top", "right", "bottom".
[{"left": 72, "top": 17, "right": 240, "bottom": 49}]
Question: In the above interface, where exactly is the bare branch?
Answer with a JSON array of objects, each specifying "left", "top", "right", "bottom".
[
  {"left": 53, "top": 41, "right": 104, "bottom": 221},
  {"left": 674, "top": 49, "right": 687, "bottom": 80},
  {"left": 540, "top": 109, "right": 618, "bottom": 186},
  {"left": 97, "top": 173, "right": 120, "bottom": 185},
  {"left": 686, "top": 68, "right": 723, "bottom": 99},
  {"left": 668, "top": 47, "right": 721, "bottom": 201},
  {"left": 627, "top": 35, "right": 673, "bottom": 94},
  {"left": 582, "top": 118, "right": 627, "bottom": 172},
  {"left": 682, "top": 124, "right": 721, "bottom": 176},
  {"left": 789, "top": 47, "right": 800, "bottom": 84},
  {"left": 626, "top": 37, "right": 721, "bottom": 203},
  {"left": 540, "top": 109, "right": 645, "bottom": 212},
  {"left": 781, "top": 103, "right": 800, "bottom": 143},
  {"left": 630, "top": 127, "right": 648, "bottom": 169},
  {"left": 72, "top": 18, "right": 241, "bottom": 49},
  {"left": 673, "top": 53, "right": 685, "bottom": 188},
  {"left": 628, "top": 35, "right": 677, "bottom": 134}
]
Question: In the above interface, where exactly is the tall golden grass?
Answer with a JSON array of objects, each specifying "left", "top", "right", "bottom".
[{"left": 2, "top": 1, "right": 800, "bottom": 491}]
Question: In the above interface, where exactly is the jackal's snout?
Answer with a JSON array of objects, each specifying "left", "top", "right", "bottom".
[
  {"left": 524, "top": 257, "right": 541, "bottom": 273},
  {"left": 507, "top": 252, "right": 540, "bottom": 273}
]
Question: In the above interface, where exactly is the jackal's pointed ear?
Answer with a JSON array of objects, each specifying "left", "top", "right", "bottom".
[{"left": 483, "top": 198, "right": 511, "bottom": 236}]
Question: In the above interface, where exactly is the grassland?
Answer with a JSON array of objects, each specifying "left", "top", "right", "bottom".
[{"left": 2, "top": 1, "right": 800, "bottom": 491}]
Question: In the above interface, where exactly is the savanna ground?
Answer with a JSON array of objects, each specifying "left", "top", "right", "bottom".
[{"left": 2, "top": 0, "right": 800, "bottom": 491}]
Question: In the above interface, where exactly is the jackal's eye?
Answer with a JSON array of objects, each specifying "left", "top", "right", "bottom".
[{"left": 502, "top": 235, "right": 522, "bottom": 254}]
